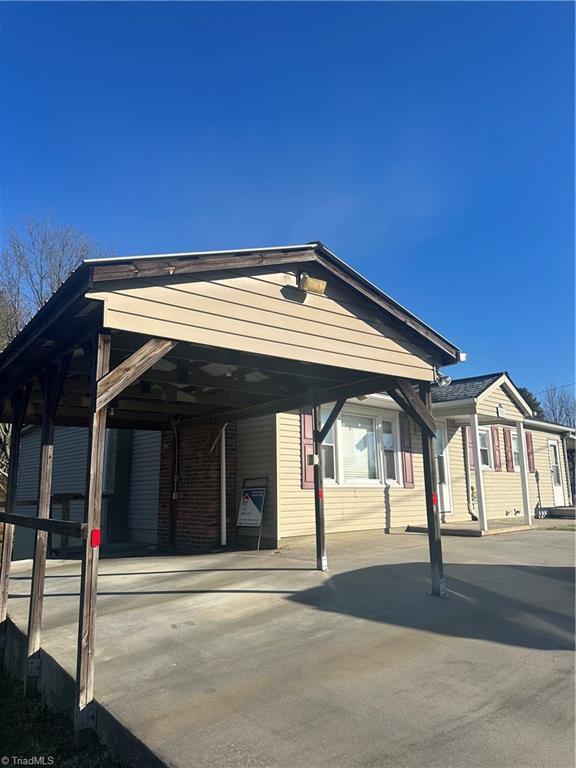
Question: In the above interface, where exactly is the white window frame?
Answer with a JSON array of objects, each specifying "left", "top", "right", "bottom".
[
  {"left": 322, "top": 404, "right": 403, "bottom": 488},
  {"left": 478, "top": 427, "right": 493, "bottom": 470}
]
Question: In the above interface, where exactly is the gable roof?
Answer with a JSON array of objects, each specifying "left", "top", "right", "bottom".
[
  {"left": 0, "top": 242, "right": 463, "bottom": 379},
  {"left": 431, "top": 372, "right": 503, "bottom": 403},
  {"left": 432, "top": 371, "right": 533, "bottom": 417}
]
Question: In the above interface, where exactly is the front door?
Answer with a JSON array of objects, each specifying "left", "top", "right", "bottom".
[
  {"left": 434, "top": 422, "right": 452, "bottom": 515},
  {"left": 548, "top": 441, "right": 565, "bottom": 506}
]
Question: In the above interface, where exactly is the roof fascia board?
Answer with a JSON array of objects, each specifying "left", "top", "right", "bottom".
[
  {"left": 89, "top": 248, "right": 317, "bottom": 283},
  {"left": 313, "top": 249, "right": 460, "bottom": 365},
  {"left": 84, "top": 243, "right": 315, "bottom": 265},
  {"left": 0, "top": 264, "right": 91, "bottom": 378}
]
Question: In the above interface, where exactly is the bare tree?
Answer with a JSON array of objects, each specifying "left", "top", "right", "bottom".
[
  {"left": 0, "top": 217, "right": 111, "bottom": 496},
  {"left": 541, "top": 384, "right": 576, "bottom": 428}
]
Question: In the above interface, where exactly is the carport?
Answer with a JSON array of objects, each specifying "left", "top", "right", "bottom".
[{"left": 0, "top": 241, "right": 463, "bottom": 744}]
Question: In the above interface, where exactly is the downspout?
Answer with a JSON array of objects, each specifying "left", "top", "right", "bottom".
[
  {"left": 220, "top": 424, "right": 227, "bottom": 546},
  {"left": 169, "top": 420, "right": 179, "bottom": 548}
]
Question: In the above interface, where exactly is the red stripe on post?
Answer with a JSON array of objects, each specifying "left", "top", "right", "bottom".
[
  {"left": 432, "top": 492, "right": 438, "bottom": 507},
  {"left": 318, "top": 489, "right": 324, "bottom": 501},
  {"left": 90, "top": 529, "right": 101, "bottom": 548}
]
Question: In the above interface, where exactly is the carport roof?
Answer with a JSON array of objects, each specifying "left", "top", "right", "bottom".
[{"left": 0, "top": 241, "right": 463, "bottom": 380}]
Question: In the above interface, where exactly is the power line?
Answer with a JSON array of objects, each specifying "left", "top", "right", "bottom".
[{"left": 533, "top": 382, "right": 576, "bottom": 396}]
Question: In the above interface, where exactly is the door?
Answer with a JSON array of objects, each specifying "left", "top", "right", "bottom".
[
  {"left": 434, "top": 422, "right": 452, "bottom": 515},
  {"left": 548, "top": 441, "right": 565, "bottom": 506}
]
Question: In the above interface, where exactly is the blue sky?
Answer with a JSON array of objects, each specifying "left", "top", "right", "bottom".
[{"left": 1, "top": 2, "right": 573, "bottom": 396}]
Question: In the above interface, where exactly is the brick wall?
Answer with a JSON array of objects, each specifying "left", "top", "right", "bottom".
[{"left": 158, "top": 424, "right": 237, "bottom": 552}]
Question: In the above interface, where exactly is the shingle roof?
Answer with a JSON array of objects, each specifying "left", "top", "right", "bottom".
[{"left": 431, "top": 372, "right": 504, "bottom": 403}]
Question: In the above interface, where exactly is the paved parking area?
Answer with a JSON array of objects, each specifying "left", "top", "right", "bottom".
[{"left": 7, "top": 530, "right": 575, "bottom": 768}]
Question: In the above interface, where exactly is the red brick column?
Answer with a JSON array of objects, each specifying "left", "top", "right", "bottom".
[{"left": 158, "top": 424, "right": 237, "bottom": 552}]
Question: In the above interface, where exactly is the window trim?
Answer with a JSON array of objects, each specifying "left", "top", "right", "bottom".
[
  {"left": 322, "top": 404, "right": 404, "bottom": 488},
  {"left": 511, "top": 432, "right": 521, "bottom": 472},
  {"left": 478, "top": 427, "right": 493, "bottom": 470}
]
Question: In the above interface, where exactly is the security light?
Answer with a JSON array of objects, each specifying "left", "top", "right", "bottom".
[
  {"left": 437, "top": 372, "right": 452, "bottom": 388},
  {"left": 298, "top": 272, "right": 327, "bottom": 295}
]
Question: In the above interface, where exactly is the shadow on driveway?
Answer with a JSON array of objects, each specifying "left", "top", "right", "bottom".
[{"left": 289, "top": 562, "right": 575, "bottom": 652}]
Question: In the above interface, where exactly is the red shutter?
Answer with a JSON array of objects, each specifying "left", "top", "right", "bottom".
[
  {"left": 465, "top": 425, "right": 475, "bottom": 470},
  {"left": 503, "top": 427, "right": 514, "bottom": 472},
  {"left": 525, "top": 431, "right": 535, "bottom": 473},
  {"left": 491, "top": 427, "right": 502, "bottom": 472},
  {"left": 300, "top": 409, "right": 314, "bottom": 489},
  {"left": 399, "top": 413, "right": 414, "bottom": 488}
]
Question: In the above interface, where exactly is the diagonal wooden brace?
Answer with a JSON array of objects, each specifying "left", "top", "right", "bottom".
[
  {"left": 95, "top": 338, "right": 178, "bottom": 412},
  {"left": 387, "top": 377, "right": 436, "bottom": 438}
]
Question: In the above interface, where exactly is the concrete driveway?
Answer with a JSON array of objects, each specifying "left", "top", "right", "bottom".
[{"left": 6, "top": 530, "right": 575, "bottom": 768}]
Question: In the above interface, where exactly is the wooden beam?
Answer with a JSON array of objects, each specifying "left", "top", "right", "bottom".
[
  {"left": 386, "top": 378, "right": 436, "bottom": 438},
  {"left": 318, "top": 398, "right": 346, "bottom": 444},
  {"left": 90, "top": 248, "right": 317, "bottom": 282},
  {"left": 0, "top": 512, "right": 86, "bottom": 538},
  {"left": 25, "top": 357, "right": 69, "bottom": 697},
  {"left": 193, "top": 375, "right": 396, "bottom": 428},
  {"left": 419, "top": 383, "right": 446, "bottom": 596},
  {"left": 75, "top": 333, "right": 110, "bottom": 746},
  {"left": 95, "top": 337, "right": 178, "bottom": 412},
  {"left": 0, "top": 383, "right": 32, "bottom": 661}
]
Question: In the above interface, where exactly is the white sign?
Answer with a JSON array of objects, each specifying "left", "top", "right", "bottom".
[{"left": 237, "top": 487, "right": 266, "bottom": 528}]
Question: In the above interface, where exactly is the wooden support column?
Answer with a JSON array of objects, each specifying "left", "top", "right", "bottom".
[
  {"left": 311, "top": 397, "right": 345, "bottom": 573},
  {"left": 25, "top": 358, "right": 70, "bottom": 697},
  {"left": 75, "top": 334, "right": 110, "bottom": 746},
  {"left": 516, "top": 421, "right": 532, "bottom": 526},
  {"left": 0, "top": 384, "right": 32, "bottom": 663},
  {"left": 312, "top": 403, "right": 327, "bottom": 572},
  {"left": 419, "top": 383, "right": 446, "bottom": 597}
]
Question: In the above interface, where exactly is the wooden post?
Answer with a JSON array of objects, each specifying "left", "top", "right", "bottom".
[
  {"left": 0, "top": 384, "right": 32, "bottom": 662},
  {"left": 419, "top": 383, "right": 446, "bottom": 597},
  {"left": 75, "top": 334, "right": 110, "bottom": 746},
  {"left": 25, "top": 359, "right": 69, "bottom": 697},
  {"left": 312, "top": 401, "right": 328, "bottom": 572}
]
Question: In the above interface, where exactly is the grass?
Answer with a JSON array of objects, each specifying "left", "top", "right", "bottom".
[{"left": 0, "top": 669, "right": 126, "bottom": 768}]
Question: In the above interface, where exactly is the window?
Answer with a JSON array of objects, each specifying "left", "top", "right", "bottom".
[
  {"left": 381, "top": 420, "right": 397, "bottom": 482},
  {"left": 478, "top": 429, "right": 492, "bottom": 469},
  {"left": 511, "top": 433, "right": 520, "bottom": 471},
  {"left": 320, "top": 405, "right": 336, "bottom": 481},
  {"left": 341, "top": 414, "right": 378, "bottom": 481}
]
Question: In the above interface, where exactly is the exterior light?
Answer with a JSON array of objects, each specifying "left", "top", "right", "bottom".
[
  {"left": 437, "top": 372, "right": 452, "bottom": 388},
  {"left": 298, "top": 272, "right": 327, "bottom": 295}
]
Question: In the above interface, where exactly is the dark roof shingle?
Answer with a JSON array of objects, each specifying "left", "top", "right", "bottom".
[{"left": 431, "top": 372, "right": 504, "bottom": 403}]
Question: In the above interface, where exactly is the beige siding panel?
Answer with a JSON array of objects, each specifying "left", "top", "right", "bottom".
[
  {"left": 97, "top": 271, "right": 436, "bottom": 358},
  {"left": 477, "top": 384, "right": 526, "bottom": 421},
  {"left": 87, "top": 268, "right": 436, "bottom": 380},
  {"left": 236, "top": 415, "right": 278, "bottom": 545},
  {"left": 277, "top": 412, "right": 428, "bottom": 538}
]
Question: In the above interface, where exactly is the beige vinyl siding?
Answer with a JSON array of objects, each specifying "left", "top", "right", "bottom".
[
  {"left": 277, "top": 411, "right": 428, "bottom": 538},
  {"left": 444, "top": 423, "right": 470, "bottom": 521},
  {"left": 476, "top": 383, "right": 526, "bottom": 421},
  {"left": 86, "top": 265, "right": 436, "bottom": 380},
  {"left": 236, "top": 415, "right": 278, "bottom": 545}
]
